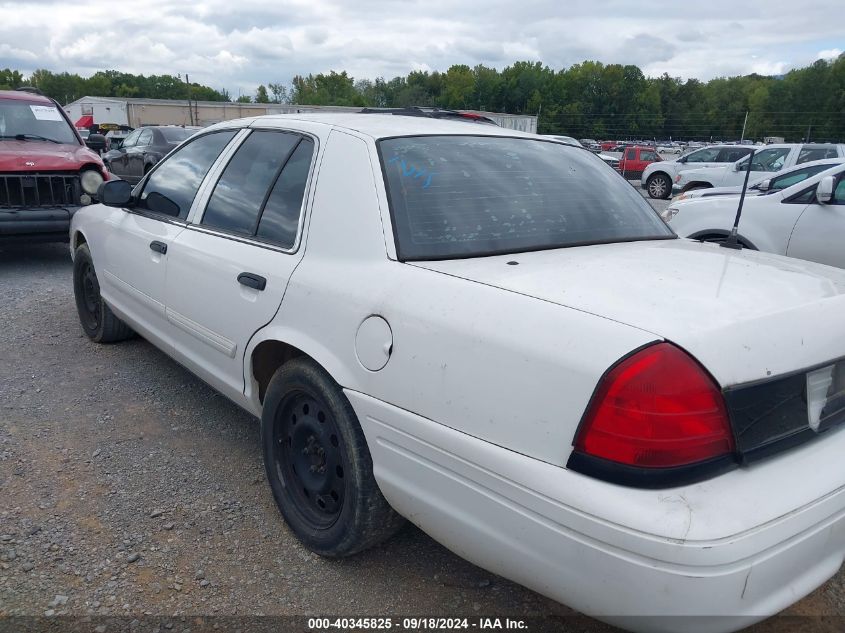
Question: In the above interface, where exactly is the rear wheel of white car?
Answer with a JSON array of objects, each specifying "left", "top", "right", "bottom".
[
  {"left": 73, "top": 243, "right": 134, "bottom": 343},
  {"left": 646, "top": 173, "right": 671, "bottom": 199},
  {"left": 261, "top": 357, "right": 404, "bottom": 557}
]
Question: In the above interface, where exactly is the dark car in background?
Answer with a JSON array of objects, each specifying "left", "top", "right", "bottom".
[{"left": 102, "top": 125, "right": 196, "bottom": 183}]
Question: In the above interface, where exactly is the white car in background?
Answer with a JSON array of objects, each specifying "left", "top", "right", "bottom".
[
  {"left": 666, "top": 162, "right": 845, "bottom": 268},
  {"left": 673, "top": 143, "right": 845, "bottom": 195},
  {"left": 640, "top": 144, "right": 754, "bottom": 199},
  {"left": 671, "top": 158, "right": 845, "bottom": 202},
  {"left": 70, "top": 113, "right": 845, "bottom": 633},
  {"left": 544, "top": 134, "right": 619, "bottom": 169}
]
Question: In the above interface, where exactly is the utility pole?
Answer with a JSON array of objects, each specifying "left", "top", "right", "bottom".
[
  {"left": 185, "top": 74, "right": 194, "bottom": 126},
  {"left": 805, "top": 124, "right": 812, "bottom": 143},
  {"left": 740, "top": 111, "right": 748, "bottom": 143}
]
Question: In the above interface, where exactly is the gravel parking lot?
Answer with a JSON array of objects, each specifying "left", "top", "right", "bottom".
[{"left": 0, "top": 190, "right": 841, "bottom": 632}]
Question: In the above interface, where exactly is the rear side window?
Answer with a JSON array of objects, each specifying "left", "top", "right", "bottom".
[
  {"left": 685, "top": 147, "right": 720, "bottom": 162},
  {"left": 379, "top": 135, "right": 673, "bottom": 261},
  {"left": 256, "top": 139, "right": 315, "bottom": 248},
  {"left": 640, "top": 150, "right": 658, "bottom": 161},
  {"left": 200, "top": 130, "right": 314, "bottom": 248},
  {"left": 137, "top": 129, "right": 153, "bottom": 146},
  {"left": 798, "top": 147, "right": 840, "bottom": 164},
  {"left": 717, "top": 148, "right": 752, "bottom": 163},
  {"left": 138, "top": 130, "right": 236, "bottom": 219},
  {"left": 625, "top": 148, "right": 636, "bottom": 160},
  {"left": 202, "top": 131, "right": 300, "bottom": 235}
]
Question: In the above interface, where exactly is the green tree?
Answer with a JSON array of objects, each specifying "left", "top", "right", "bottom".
[{"left": 255, "top": 84, "right": 270, "bottom": 103}]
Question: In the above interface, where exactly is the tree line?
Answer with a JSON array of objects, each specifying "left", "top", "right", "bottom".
[{"left": 2, "top": 55, "right": 843, "bottom": 141}]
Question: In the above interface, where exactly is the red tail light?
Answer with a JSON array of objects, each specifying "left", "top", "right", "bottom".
[{"left": 574, "top": 343, "right": 734, "bottom": 468}]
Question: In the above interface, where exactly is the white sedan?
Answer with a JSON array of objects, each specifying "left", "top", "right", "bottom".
[
  {"left": 666, "top": 162, "right": 845, "bottom": 268},
  {"left": 71, "top": 113, "right": 845, "bottom": 633}
]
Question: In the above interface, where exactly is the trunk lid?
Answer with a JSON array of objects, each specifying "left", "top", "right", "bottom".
[{"left": 411, "top": 239, "right": 845, "bottom": 387}]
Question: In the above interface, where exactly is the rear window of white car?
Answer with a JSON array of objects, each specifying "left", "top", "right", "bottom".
[{"left": 379, "top": 135, "right": 673, "bottom": 260}]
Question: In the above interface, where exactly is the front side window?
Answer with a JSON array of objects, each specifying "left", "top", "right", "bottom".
[
  {"left": 137, "top": 130, "right": 236, "bottom": 219},
  {"left": 202, "top": 131, "right": 300, "bottom": 235},
  {"left": 379, "top": 135, "right": 673, "bottom": 261},
  {"left": 747, "top": 148, "right": 790, "bottom": 172},
  {"left": 201, "top": 131, "right": 314, "bottom": 248},
  {"left": 770, "top": 164, "right": 837, "bottom": 191},
  {"left": 0, "top": 100, "right": 78, "bottom": 145},
  {"left": 832, "top": 176, "right": 845, "bottom": 205}
]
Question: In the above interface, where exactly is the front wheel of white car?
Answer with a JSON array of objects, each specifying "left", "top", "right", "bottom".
[
  {"left": 261, "top": 357, "right": 404, "bottom": 557},
  {"left": 646, "top": 173, "right": 672, "bottom": 199},
  {"left": 73, "top": 243, "right": 134, "bottom": 343}
]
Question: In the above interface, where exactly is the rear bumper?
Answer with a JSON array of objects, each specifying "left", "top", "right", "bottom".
[
  {"left": 0, "top": 206, "right": 80, "bottom": 242},
  {"left": 349, "top": 390, "right": 845, "bottom": 633}
]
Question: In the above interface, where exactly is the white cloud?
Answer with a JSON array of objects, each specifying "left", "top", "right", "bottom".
[
  {"left": 0, "top": 0, "right": 843, "bottom": 97},
  {"left": 817, "top": 48, "right": 843, "bottom": 60}
]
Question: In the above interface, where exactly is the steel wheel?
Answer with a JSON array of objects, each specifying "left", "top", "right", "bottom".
[
  {"left": 272, "top": 392, "right": 347, "bottom": 528},
  {"left": 79, "top": 260, "right": 101, "bottom": 332}
]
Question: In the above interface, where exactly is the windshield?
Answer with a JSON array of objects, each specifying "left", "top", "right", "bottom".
[
  {"left": 0, "top": 100, "right": 78, "bottom": 145},
  {"left": 379, "top": 135, "right": 673, "bottom": 260},
  {"left": 159, "top": 127, "right": 193, "bottom": 143}
]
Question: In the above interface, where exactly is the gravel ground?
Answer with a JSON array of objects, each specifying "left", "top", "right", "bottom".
[{"left": 0, "top": 196, "right": 842, "bottom": 633}]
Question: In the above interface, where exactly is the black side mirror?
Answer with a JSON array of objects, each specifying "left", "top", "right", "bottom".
[
  {"left": 86, "top": 133, "right": 107, "bottom": 153},
  {"left": 98, "top": 179, "right": 133, "bottom": 207}
]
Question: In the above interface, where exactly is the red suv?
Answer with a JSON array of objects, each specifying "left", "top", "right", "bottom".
[
  {"left": 616, "top": 145, "right": 661, "bottom": 179},
  {"left": 1, "top": 88, "right": 109, "bottom": 243}
]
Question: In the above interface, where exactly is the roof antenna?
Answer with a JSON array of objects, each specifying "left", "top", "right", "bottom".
[{"left": 720, "top": 148, "right": 759, "bottom": 250}]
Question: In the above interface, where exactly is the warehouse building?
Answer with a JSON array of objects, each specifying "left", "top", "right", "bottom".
[{"left": 63, "top": 96, "right": 537, "bottom": 133}]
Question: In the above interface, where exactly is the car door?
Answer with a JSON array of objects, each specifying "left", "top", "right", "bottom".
[
  {"left": 787, "top": 171, "right": 845, "bottom": 268},
  {"left": 124, "top": 128, "right": 153, "bottom": 183},
  {"left": 620, "top": 147, "right": 637, "bottom": 176},
  {"left": 109, "top": 129, "right": 141, "bottom": 178},
  {"left": 97, "top": 129, "right": 238, "bottom": 344},
  {"left": 163, "top": 129, "right": 317, "bottom": 401}
]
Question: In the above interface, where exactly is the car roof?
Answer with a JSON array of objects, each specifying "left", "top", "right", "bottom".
[
  {"left": 213, "top": 112, "right": 540, "bottom": 141},
  {"left": 0, "top": 89, "right": 53, "bottom": 104}
]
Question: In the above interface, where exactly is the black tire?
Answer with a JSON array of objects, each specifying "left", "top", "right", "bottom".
[
  {"left": 261, "top": 357, "right": 404, "bottom": 557},
  {"left": 646, "top": 173, "right": 671, "bottom": 199},
  {"left": 73, "top": 243, "right": 134, "bottom": 343}
]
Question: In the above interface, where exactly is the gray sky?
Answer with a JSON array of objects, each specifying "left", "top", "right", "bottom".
[{"left": 1, "top": 0, "right": 842, "bottom": 97}]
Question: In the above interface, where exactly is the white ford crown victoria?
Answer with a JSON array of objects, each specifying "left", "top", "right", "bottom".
[{"left": 70, "top": 113, "right": 845, "bottom": 633}]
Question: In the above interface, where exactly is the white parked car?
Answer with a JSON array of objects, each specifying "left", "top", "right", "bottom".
[
  {"left": 666, "top": 162, "right": 845, "bottom": 267},
  {"left": 544, "top": 134, "right": 619, "bottom": 169},
  {"left": 673, "top": 143, "right": 845, "bottom": 196},
  {"left": 671, "top": 158, "right": 845, "bottom": 202},
  {"left": 657, "top": 144, "right": 682, "bottom": 154},
  {"left": 640, "top": 144, "right": 754, "bottom": 200},
  {"left": 71, "top": 113, "right": 845, "bottom": 633}
]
